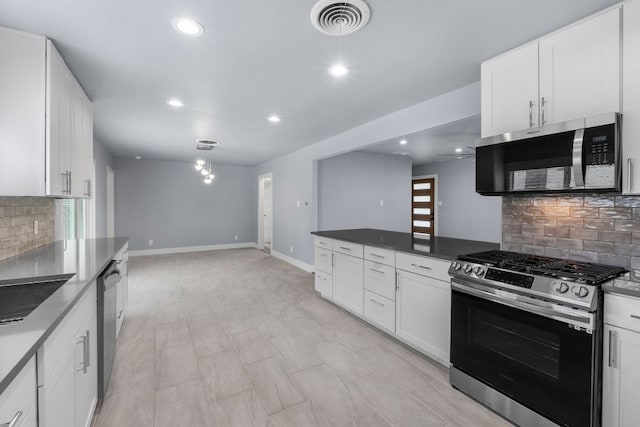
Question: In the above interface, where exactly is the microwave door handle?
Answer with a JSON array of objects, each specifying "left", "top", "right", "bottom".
[{"left": 572, "top": 128, "right": 585, "bottom": 188}]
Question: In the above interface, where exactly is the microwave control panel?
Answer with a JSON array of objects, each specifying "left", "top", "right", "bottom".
[{"left": 584, "top": 125, "right": 616, "bottom": 166}]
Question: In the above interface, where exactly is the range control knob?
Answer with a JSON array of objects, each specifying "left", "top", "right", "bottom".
[
  {"left": 474, "top": 266, "right": 485, "bottom": 277},
  {"left": 452, "top": 262, "right": 461, "bottom": 271},
  {"left": 572, "top": 286, "right": 590, "bottom": 298},
  {"left": 554, "top": 281, "right": 569, "bottom": 294},
  {"left": 463, "top": 264, "right": 473, "bottom": 275}
]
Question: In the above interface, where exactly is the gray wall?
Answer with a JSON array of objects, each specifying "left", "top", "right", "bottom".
[
  {"left": 412, "top": 159, "right": 501, "bottom": 243},
  {"left": 114, "top": 158, "right": 255, "bottom": 251},
  {"left": 93, "top": 139, "right": 114, "bottom": 238},
  {"left": 253, "top": 82, "right": 481, "bottom": 265},
  {"left": 318, "top": 151, "right": 411, "bottom": 232}
]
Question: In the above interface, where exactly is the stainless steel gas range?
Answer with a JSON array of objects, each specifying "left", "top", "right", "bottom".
[{"left": 448, "top": 250, "right": 627, "bottom": 427}]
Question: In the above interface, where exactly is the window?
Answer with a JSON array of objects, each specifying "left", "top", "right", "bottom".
[
  {"left": 61, "top": 162, "right": 96, "bottom": 240},
  {"left": 412, "top": 177, "right": 435, "bottom": 237}
]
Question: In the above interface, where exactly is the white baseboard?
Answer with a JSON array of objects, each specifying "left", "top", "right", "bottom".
[
  {"left": 129, "top": 242, "right": 257, "bottom": 257},
  {"left": 271, "top": 250, "right": 314, "bottom": 273}
]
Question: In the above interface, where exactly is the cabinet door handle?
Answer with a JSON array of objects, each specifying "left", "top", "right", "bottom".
[
  {"left": 0, "top": 410, "right": 22, "bottom": 427},
  {"left": 74, "top": 334, "right": 87, "bottom": 372},
  {"left": 631, "top": 314, "right": 640, "bottom": 320},
  {"left": 339, "top": 246, "right": 351, "bottom": 251},
  {"left": 370, "top": 268, "right": 385, "bottom": 274},
  {"left": 84, "top": 179, "right": 91, "bottom": 197},
  {"left": 61, "top": 172, "right": 68, "bottom": 194},
  {"left": 541, "top": 96, "right": 547, "bottom": 125},
  {"left": 370, "top": 253, "right": 384, "bottom": 259},
  {"left": 332, "top": 253, "right": 335, "bottom": 268},
  {"left": 68, "top": 171, "right": 72, "bottom": 194},
  {"left": 609, "top": 330, "right": 618, "bottom": 368},
  {"left": 84, "top": 330, "right": 90, "bottom": 370},
  {"left": 396, "top": 271, "right": 400, "bottom": 292},
  {"left": 369, "top": 298, "right": 384, "bottom": 307},
  {"left": 410, "top": 263, "right": 431, "bottom": 270},
  {"left": 628, "top": 158, "right": 633, "bottom": 193},
  {"left": 528, "top": 100, "right": 534, "bottom": 128}
]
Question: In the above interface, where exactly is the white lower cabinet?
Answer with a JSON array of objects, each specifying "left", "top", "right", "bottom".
[
  {"left": 38, "top": 283, "right": 98, "bottom": 427},
  {"left": 0, "top": 357, "right": 37, "bottom": 427},
  {"left": 603, "top": 293, "right": 640, "bottom": 426},
  {"left": 314, "top": 270, "right": 333, "bottom": 298},
  {"left": 363, "top": 290, "right": 395, "bottom": 333},
  {"left": 396, "top": 269, "right": 451, "bottom": 365},
  {"left": 115, "top": 243, "right": 129, "bottom": 338},
  {"left": 333, "top": 252, "right": 364, "bottom": 316},
  {"left": 363, "top": 260, "right": 396, "bottom": 300}
]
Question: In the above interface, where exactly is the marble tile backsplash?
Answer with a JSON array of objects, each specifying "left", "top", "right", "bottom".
[
  {"left": 502, "top": 195, "right": 640, "bottom": 271},
  {"left": 0, "top": 197, "right": 55, "bottom": 262}
]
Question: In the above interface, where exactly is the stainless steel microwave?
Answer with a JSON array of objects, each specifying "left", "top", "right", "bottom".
[{"left": 476, "top": 113, "right": 621, "bottom": 195}]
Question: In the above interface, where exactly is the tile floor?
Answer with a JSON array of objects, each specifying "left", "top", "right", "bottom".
[{"left": 91, "top": 248, "right": 512, "bottom": 427}]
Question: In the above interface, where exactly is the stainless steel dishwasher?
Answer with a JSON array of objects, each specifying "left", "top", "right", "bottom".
[{"left": 97, "top": 260, "right": 121, "bottom": 399}]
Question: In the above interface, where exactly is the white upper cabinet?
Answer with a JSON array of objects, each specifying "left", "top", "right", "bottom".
[
  {"left": 539, "top": 8, "right": 620, "bottom": 125},
  {"left": 481, "top": 7, "right": 621, "bottom": 138},
  {"left": 622, "top": 0, "right": 640, "bottom": 194},
  {"left": 481, "top": 42, "right": 539, "bottom": 137},
  {"left": 0, "top": 26, "right": 93, "bottom": 198}
]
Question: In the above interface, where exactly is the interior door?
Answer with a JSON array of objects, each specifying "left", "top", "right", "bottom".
[
  {"left": 411, "top": 178, "right": 435, "bottom": 237},
  {"left": 263, "top": 179, "right": 272, "bottom": 243}
]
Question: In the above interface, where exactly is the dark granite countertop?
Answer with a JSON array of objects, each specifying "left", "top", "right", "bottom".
[
  {"left": 311, "top": 228, "right": 500, "bottom": 261},
  {"left": 0, "top": 237, "right": 128, "bottom": 395}
]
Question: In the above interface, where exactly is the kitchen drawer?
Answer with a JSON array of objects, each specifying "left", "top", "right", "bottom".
[
  {"left": 605, "top": 293, "right": 640, "bottom": 333},
  {"left": 315, "top": 247, "right": 333, "bottom": 274},
  {"left": 364, "top": 246, "right": 395, "bottom": 267},
  {"left": 314, "top": 236, "right": 333, "bottom": 250},
  {"left": 0, "top": 356, "right": 36, "bottom": 427},
  {"left": 37, "top": 282, "right": 96, "bottom": 385},
  {"left": 396, "top": 252, "right": 450, "bottom": 282},
  {"left": 364, "top": 260, "right": 396, "bottom": 300},
  {"left": 364, "top": 290, "right": 395, "bottom": 333},
  {"left": 315, "top": 271, "right": 333, "bottom": 298},
  {"left": 333, "top": 240, "right": 363, "bottom": 258}
]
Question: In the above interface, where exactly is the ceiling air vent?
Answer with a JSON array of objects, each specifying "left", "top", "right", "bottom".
[
  {"left": 195, "top": 139, "right": 219, "bottom": 151},
  {"left": 310, "top": 0, "right": 371, "bottom": 36}
]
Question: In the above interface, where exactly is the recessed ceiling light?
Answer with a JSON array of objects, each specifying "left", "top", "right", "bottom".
[
  {"left": 167, "top": 98, "right": 184, "bottom": 108},
  {"left": 173, "top": 18, "right": 204, "bottom": 37},
  {"left": 399, "top": 139, "right": 408, "bottom": 145},
  {"left": 329, "top": 64, "right": 350, "bottom": 77},
  {"left": 268, "top": 115, "right": 281, "bottom": 123},
  {"left": 135, "top": 156, "right": 142, "bottom": 160},
  {"left": 455, "top": 148, "right": 463, "bottom": 153}
]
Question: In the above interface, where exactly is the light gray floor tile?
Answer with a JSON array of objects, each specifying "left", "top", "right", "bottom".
[
  {"left": 314, "top": 341, "right": 376, "bottom": 382},
  {"left": 198, "top": 349, "right": 252, "bottom": 401},
  {"left": 267, "top": 400, "right": 323, "bottom": 427},
  {"left": 155, "top": 342, "right": 200, "bottom": 390},
  {"left": 270, "top": 333, "right": 322, "bottom": 373},
  {"left": 244, "top": 356, "right": 306, "bottom": 415},
  {"left": 209, "top": 388, "right": 270, "bottom": 427},
  {"left": 237, "top": 338, "right": 280, "bottom": 365},
  {"left": 191, "top": 324, "right": 231, "bottom": 357},
  {"left": 154, "top": 379, "right": 212, "bottom": 427}
]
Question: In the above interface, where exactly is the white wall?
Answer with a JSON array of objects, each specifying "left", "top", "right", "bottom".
[
  {"left": 253, "top": 82, "right": 482, "bottom": 265},
  {"left": 413, "top": 159, "right": 501, "bottom": 243},
  {"left": 318, "top": 151, "right": 412, "bottom": 232}
]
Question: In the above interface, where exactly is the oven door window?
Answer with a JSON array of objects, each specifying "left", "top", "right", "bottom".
[{"left": 451, "top": 290, "right": 594, "bottom": 427}]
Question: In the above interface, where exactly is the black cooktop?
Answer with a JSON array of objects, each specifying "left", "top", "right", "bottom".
[
  {"left": 0, "top": 279, "right": 68, "bottom": 326},
  {"left": 458, "top": 250, "right": 627, "bottom": 285}
]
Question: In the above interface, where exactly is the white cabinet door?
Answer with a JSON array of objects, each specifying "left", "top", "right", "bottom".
[
  {"left": 623, "top": 0, "right": 640, "bottom": 194},
  {"left": 396, "top": 270, "right": 450, "bottom": 366},
  {"left": 481, "top": 41, "right": 539, "bottom": 137},
  {"left": 0, "top": 357, "right": 36, "bottom": 427},
  {"left": 333, "top": 253, "right": 364, "bottom": 315},
  {"left": 75, "top": 312, "right": 97, "bottom": 427},
  {"left": 71, "top": 85, "right": 93, "bottom": 198},
  {"left": 0, "top": 27, "right": 46, "bottom": 196},
  {"left": 38, "top": 346, "right": 76, "bottom": 427},
  {"left": 603, "top": 324, "right": 640, "bottom": 427},
  {"left": 539, "top": 8, "right": 620, "bottom": 125},
  {"left": 46, "top": 41, "right": 74, "bottom": 197}
]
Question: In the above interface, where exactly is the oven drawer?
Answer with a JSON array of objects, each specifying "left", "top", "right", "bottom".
[
  {"left": 314, "top": 247, "right": 333, "bottom": 275},
  {"left": 314, "top": 236, "right": 333, "bottom": 250},
  {"left": 364, "top": 290, "right": 395, "bottom": 333},
  {"left": 605, "top": 293, "right": 640, "bottom": 333},
  {"left": 396, "top": 252, "right": 450, "bottom": 281},
  {"left": 314, "top": 271, "right": 333, "bottom": 298},
  {"left": 364, "top": 246, "right": 395, "bottom": 267},
  {"left": 333, "top": 240, "right": 363, "bottom": 258},
  {"left": 364, "top": 260, "right": 396, "bottom": 300}
]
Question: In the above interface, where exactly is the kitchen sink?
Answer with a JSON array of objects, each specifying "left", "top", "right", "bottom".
[{"left": 0, "top": 278, "right": 70, "bottom": 325}]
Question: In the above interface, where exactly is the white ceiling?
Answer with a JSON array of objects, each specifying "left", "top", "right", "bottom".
[
  {"left": 362, "top": 115, "right": 480, "bottom": 165},
  {"left": 0, "top": 0, "right": 619, "bottom": 166}
]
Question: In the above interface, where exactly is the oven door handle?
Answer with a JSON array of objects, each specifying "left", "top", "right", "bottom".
[{"left": 451, "top": 280, "right": 595, "bottom": 331}]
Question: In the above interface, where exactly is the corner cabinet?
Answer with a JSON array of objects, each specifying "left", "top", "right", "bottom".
[
  {"left": 622, "top": 0, "right": 640, "bottom": 194},
  {"left": 481, "top": 7, "right": 621, "bottom": 138},
  {"left": 602, "top": 293, "right": 640, "bottom": 427},
  {"left": 0, "top": 25, "right": 93, "bottom": 198}
]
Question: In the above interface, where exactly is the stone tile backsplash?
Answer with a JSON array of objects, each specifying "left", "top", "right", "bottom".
[
  {"left": 503, "top": 195, "right": 640, "bottom": 270},
  {"left": 0, "top": 197, "right": 55, "bottom": 262}
]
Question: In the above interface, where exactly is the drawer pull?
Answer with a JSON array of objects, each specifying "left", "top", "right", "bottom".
[
  {"left": 321, "top": 253, "right": 328, "bottom": 257},
  {"left": 370, "top": 269, "right": 385, "bottom": 274},
  {"left": 339, "top": 246, "right": 351, "bottom": 251},
  {"left": 609, "top": 330, "right": 618, "bottom": 368},
  {"left": 370, "top": 253, "right": 384, "bottom": 258},
  {"left": 631, "top": 314, "right": 640, "bottom": 320},
  {"left": 318, "top": 276, "right": 327, "bottom": 281},
  {"left": 1, "top": 410, "right": 22, "bottom": 427},
  {"left": 410, "top": 263, "right": 432, "bottom": 270},
  {"left": 320, "top": 242, "right": 328, "bottom": 246},
  {"left": 369, "top": 298, "right": 385, "bottom": 307}
]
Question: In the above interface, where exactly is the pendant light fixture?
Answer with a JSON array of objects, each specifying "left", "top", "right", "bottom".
[{"left": 193, "top": 159, "right": 215, "bottom": 184}]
